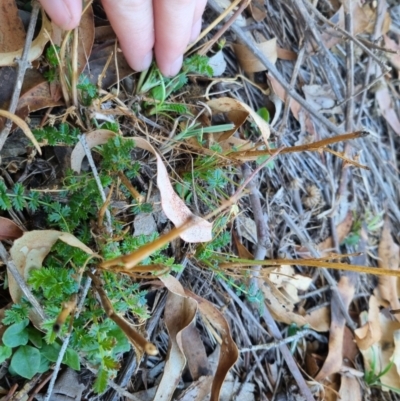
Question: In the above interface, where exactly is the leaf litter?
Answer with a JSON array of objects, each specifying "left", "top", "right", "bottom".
[{"left": 0, "top": 0, "right": 400, "bottom": 400}]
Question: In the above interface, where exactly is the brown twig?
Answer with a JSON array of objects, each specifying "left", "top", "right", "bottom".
[
  {"left": 198, "top": 0, "right": 251, "bottom": 56},
  {"left": 0, "top": 2, "right": 41, "bottom": 152}
]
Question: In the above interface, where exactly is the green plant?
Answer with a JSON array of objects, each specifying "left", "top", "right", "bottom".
[
  {"left": 343, "top": 210, "right": 384, "bottom": 246},
  {"left": 44, "top": 44, "right": 61, "bottom": 82},
  {"left": 137, "top": 55, "right": 213, "bottom": 116},
  {"left": 77, "top": 75, "right": 98, "bottom": 106}
]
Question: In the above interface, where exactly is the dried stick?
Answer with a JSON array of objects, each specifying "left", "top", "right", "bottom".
[
  {"left": 240, "top": 328, "right": 323, "bottom": 352},
  {"left": 0, "top": 2, "right": 41, "bottom": 152},
  {"left": 280, "top": 210, "right": 356, "bottom": 331},
  {"left": 0, "top": 242, "right": 46, "bottom": 322},
  {"left": 43, "top": 275, "right": 93, "bottom": 401},
  {"left": 294, "top": 0, "right": 345, "bottom": 103},
  {"left": 198, "top": 0, "right": 251, "bottom": 56},
  {"left": 207, "top": 0, "right": 343, "bottom": 135},
  {"left": 303, "top": 0, "right": 390, "bottom": 73},
  {"left": 261, "top": 307, "right": 314, "bottom": 401},
  {"left": 78, "top": 134, "right": 113, "bottom": 234}
]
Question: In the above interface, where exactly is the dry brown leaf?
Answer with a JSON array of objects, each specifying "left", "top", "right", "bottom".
[
  {"left": 8, "top": 230, "right": 94, "bottom": 326},
  {"left": 0, "top": 0, "right": 25, "bottom": 52},
  {"left": 376, "top": 84, "right": 400, "bottom": 136},
  {"left": 358, "top": 309, "right": 400, "bottom": 391},
  {"left": 0, "top": 217, "right": 23, "bottom": 240},
  {"left": 248, "top": 0, "right": 267, "bottom": 22},
  {"left": 155, "top": 276, "right": 198, "bottom": 401},
  {"left": 305, "top": 307, "right": 330, "bottom": 333},
  {"left": 316, "top": 274, "right": 356, "bottom": 381},
  {"left": 377, "top": 219, "right": 400, "bottom": 320},
  {"left": 297, "top": 212, "right": 353, "bottom": 257},
  {"left": 77, "top": 5, "right": 95, "bottom": 75},
  {"left": 70, "top": 130, "right": 212, "bottom": 243},
  {"left": 260, "top": 282, "right": 308, "bottom": 328},
  {"left": 181, "top": 322, "right": 211, "bottom": 381},
  {"left": 354, "top": 295, "right": 381, "bottom": 351},
  {"left": 268, "top": 74, "right": 317, "bottom": 138},
  {"left": 320, "top": 3, "right": 391, "bottom": 50},
  {"left": 184, "top": 289, "right": 239, "bottom": 401},
  {"left": 0, "top": 10, "right": 52, "bottom": 67},
  {"left": 207, "top": 97, "right": 270, "bottom": 145},
  {"left": 233, "top": 38, "right": 277, "bottom": 73}
]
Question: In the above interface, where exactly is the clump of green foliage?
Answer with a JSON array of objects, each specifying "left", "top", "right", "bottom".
[
  {"left": 137, "top": 54, "right": 213, "bottom": 116},
  {"left": 43, "top": 44, "right": 61, "bottom": 82}
]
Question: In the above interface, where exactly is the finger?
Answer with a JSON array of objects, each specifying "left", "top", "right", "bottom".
[
  {"left": 102, "top": 0, "right": 154, "bottom": 72},
  {"left": 190, "top": 0, "right": 207, "bottom": 42},
  {"left": 39, "top": 0, "right": 82, "bottom": 30},
  {"left": 154, "top": 0, "right": 197, "bottom": 77}
]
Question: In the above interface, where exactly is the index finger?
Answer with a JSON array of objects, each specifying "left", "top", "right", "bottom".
[
  {"left": 154, "top": 0, "right": 197, "bottom": 77},
  {"left": 39, "top": 0, "right": 82, "bottom": 30}
]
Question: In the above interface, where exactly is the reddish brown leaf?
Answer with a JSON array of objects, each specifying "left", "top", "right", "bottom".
[
  {"left": 0, "top": 0, "right": 25, "bottom": 52},
  {"left": 0, "top": 217, "right": 23, "bottom": 240}
]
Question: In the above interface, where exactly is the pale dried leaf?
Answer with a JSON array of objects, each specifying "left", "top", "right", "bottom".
[
  {"left": 0, "top": 10, "right": 52, "bottom": 67},
  {"left": 376, "top": 85, "right": 400, "bottom": 136},
  {"left": 338, "top": 375, "right": 362, "bottom": 401},
  {"left": 233, "top": 38, "right": 277, "bottom": 73},
  {"left": 377, "top": 219, "right": 400, "bottom": 321},
  {"left": 209, "top": 51, "right": 227, "bottom": 77},
  {"left": 0, "top": 109, "right": 41, "bottom": 154},
  {"left": 207, "top": 97, "right": 270, "bottom": 145},
  {"left": 384, "top": 34, "right": 400, "bottom": 71},
  {"left": 303, "top": 85, "right": 342, "bottom": 114},
  {"left": 354, "top": 296, "right": 381, "bottom": 351},
  {"left": 70, "top": 130, "right": 212, "bottom": 243}
]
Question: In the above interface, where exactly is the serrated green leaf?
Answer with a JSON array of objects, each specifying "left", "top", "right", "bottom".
[
  {"left": 93, "top": 367, "right": 109, "bottom": 394},
  {"left": 3, "top": 320, "right": 29, "bottom": 347},
  {"left": 0, "top": 345, "right": 12, "bottom": 363},
  {"left": 10, "top": 345, "right": 41, "bottom": 379}
]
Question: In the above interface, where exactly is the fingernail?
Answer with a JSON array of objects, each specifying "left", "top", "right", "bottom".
[
  {"left": 190, "top": 19, "right": 202, "bottom": 43},
  {"left": 137, "top": 52, "right": 153, "bottom": 71},
  {"left": 165, "top": 56, "right": 183, "bottom": 77}
]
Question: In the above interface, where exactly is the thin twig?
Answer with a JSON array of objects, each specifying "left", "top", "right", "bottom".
[
  {"left": 240, "top": 328, "right": 323, "bottom": 352},
  {"left": 78, "top": 134, "right": 113, "bottom": 234},
  {"left": 261, "top": 306, "right": 314, "bottom": 401},
  {"left": 280, "top": 210, "right": 357, "bottom": 331},
  {"left": 207, "top": 0, "right": 343, "bottom": 135},
  {"left": 43, "top": 275, "right": 93, "bottom": 401},
  {"left": 0, "top": 2, "right": 41, "bottom": 152}
]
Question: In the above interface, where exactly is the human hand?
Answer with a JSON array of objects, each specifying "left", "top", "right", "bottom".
[{"left": 39, "top": 0, "right": 207, "bottom": 76}]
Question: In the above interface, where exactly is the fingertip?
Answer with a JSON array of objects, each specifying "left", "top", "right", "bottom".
[
  {"left": 40, "top": 0, "right": 81, "bottom": 30},
  {"left": 126, "top": 51, "right": 154, "bottom": 72},
  {"left": 158, "top": 55, "right": 183, "bottom": 77},
  {"left": 190, "top": 19, "right": 202, "bottom": 43}
]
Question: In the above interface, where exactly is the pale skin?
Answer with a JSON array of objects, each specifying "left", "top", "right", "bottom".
[{"left": 39, "top": 0, "right": 208, "bottom": 77}]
